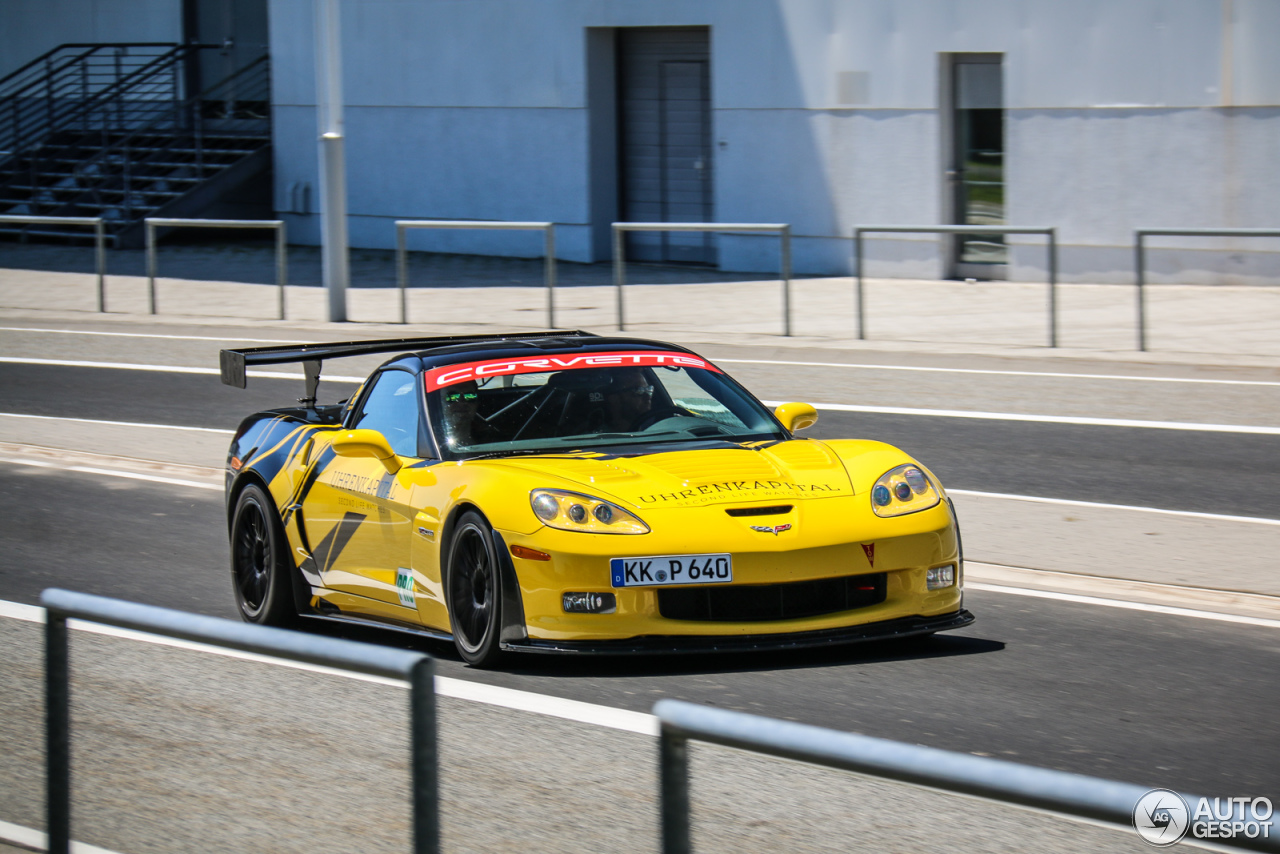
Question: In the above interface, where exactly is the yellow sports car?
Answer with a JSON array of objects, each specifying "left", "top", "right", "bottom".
[{"left": 220, "top": 332, "right": 972, "bottom": 666}]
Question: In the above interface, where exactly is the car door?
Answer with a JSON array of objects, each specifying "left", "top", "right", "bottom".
[{"left": 301, "top": 368, "right": 426, "bottom": 619}]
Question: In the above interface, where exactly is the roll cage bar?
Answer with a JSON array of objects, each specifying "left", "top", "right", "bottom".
[{"left": 219, "top": 330, "right": 597, "bottom": 405}]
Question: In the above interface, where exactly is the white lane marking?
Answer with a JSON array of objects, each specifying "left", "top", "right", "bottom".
[
  {"left": 1, "top": 424, "right": 1276, "bottom": 526},
  {"left": 0, "top": 355, "right": 365, "bottom": 383},
  {"left": 436, "top": 677, "right": 657, "bottom": 736},
  {"left": 0, "top": 326, "right": 300, "bottom": 344},
  {"left": 720, "top": 357, "right": 1280, "bottom": 387},
  {"left": 0, "top": 412, "right": 233, "bottom": 434},
  {"left": 966, "top": 583, "right": 1280, "bottom": 629},
  {"left": 0, "top": 818, "right": 120, "bottom": 854},
  {"left": 0, "top": 600, "right": 658, "bottom": 735},
  {"left": 763, "top": 400, "right": 1280, "bottom": 435},
  {"left": 9, "top": 345, "right": 1275, "bottom": 387},
  {"left": 949, "top": 489, "right": 1280, "bottom": 527},
  {"left": 3, "top": 356, "right": 1277, "bottom": 432},
  {"left": 4, "top": 328, "right": 1272, "bottom": 388},
  {"left": 4, "top": 569, "right": 1276, "bottom": 755},
  {"left": 0, "top": 456, "right": 221, "bottom": 491}
]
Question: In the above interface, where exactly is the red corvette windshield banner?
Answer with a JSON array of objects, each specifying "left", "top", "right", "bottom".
[{"left": 423, "top": 350, "right": 720, "bottom": 391}]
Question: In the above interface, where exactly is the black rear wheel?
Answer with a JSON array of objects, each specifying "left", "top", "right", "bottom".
[
  {"left": 446, "top": 511, "right": 504, "bottom": 667},
  {"left": 230, "top": 484, "right": 295, "bottom": 626}
]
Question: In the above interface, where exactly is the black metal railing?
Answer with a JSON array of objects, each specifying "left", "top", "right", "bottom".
[
  {"left": 0, "top": 43, "right": 214, "bottom": 159},
  {"left": 656, "top": 699, "right": 1280, "bottom": 854},
  {"left": 0, "top": 45, "right": 270, "bottom": 239},
  {"left": 70, "top": 55, "right": 271, "bottom": 226},
  {"left": 41, "top": 589, "right": 440, "bottom": 854}
]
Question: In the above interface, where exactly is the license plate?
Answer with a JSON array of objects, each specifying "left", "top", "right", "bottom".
[{"left": 610, "top": 553, "right": 732, "bottom": 588}]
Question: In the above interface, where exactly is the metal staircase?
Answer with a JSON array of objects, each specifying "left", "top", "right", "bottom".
[{"left": 0, "top": 43, "right": 272, "bottom": 247}]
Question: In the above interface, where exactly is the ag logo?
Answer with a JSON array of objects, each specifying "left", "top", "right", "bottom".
[{"left": 1133, "top": 789, "right": 1190, "bottom": 846}]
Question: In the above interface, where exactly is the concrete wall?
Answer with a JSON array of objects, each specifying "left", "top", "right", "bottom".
[
  {"left": 0, "top": 0, "right": 183, "bottom": 74},
  {"left": 268, "top": 0, "right": 1279, "bottom": 282}
]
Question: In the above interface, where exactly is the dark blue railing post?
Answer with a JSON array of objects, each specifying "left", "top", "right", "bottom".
[
  {"left": 45, "top": 611, "right": 71, "bottom": 854},
  {"left": 409, "top": 658, "right": 440, "bottom": 854},
  {"left": 659, "top": 725, "right": 691, "bottom": 854}
]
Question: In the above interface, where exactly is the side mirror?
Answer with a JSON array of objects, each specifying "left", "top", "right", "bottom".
[
  {"left": 332, "top": 429, "right": 402, "bottom": 473},
  {"left": 774, "top": 402, "right": 818, "bottom": 433}
]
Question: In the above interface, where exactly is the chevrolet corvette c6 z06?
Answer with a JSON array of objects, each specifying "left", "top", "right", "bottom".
[{"left": 221, "top": 331, "right": 972, "bottom": 666}]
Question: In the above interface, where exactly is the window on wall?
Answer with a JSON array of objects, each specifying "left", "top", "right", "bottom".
[{"left": 950, "top": 55, "right": 1006, "bottom": 270}]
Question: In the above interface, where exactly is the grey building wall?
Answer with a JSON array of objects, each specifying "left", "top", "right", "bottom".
[
  {"left": 7, "top": 0, "right": 1274, "bottom": 283},
  {"left": 269, "top": 0, "right": 1279, "bottom": 283},
  {"left": 0, "top": 0, "right": 183, "bottom": 72}
]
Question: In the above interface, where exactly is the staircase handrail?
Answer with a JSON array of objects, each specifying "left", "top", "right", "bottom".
[
  {"left": 70, "top": 54, "right": 271, "bottom": 185},
  {"left": 0, "top": 43, "right": 178, "bottom": 94},
  {"left": 1, "top": 43, "right": 217, "bottom": 158},
  {"left": 70, "top": 56, "right": 271, "bottom": 221}
]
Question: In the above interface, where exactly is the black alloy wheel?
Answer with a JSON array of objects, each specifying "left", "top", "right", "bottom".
[
  {"left": 446, "top": 511, "right": 504, "bottom": 667},
  {"left": 230, "top": 484, "right": 295, "bottom": 626}
]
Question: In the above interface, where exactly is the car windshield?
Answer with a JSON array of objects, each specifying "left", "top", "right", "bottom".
[{"left": 424, "top": 352, "right": 784, "bottom": 456}]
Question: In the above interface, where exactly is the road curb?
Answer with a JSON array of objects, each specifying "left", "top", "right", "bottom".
[
  {"left": 966, "top": 561, "right": 1280, "bottom": 621},
  {"left": 0, "top": 442, "right": 223, "bottom": 487}
]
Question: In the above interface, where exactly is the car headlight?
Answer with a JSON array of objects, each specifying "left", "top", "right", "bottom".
[
  {"left": 871, "top": 464, "right": 941, "bottom": 517},
  {"left": 530, "top": 489, "right": 650, "bottom": 534}
]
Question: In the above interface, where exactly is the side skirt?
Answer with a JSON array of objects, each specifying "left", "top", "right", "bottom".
[{"left": 298, "top": 610, "right": 456, "bottom": 645}]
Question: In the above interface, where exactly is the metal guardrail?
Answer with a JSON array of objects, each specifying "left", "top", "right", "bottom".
[
  {"left": 854, "top": 225, "right": 1059, "bottom": 346},
  {"left": 655, "top": 699, "right": 1280, "bottom": 854},
  {"left": 612, "top": 223, "right": 793, "bottom": 336},
  {"left": 40, "top": 588, "right": 440, "bottom": 854},
  {"left": 0, "top": 215, "right": 106, "bottom": 311},
  {"left": 146, "top": 218, "right": 287, "bottom": 319},
  {"left": 1134, "top": 228, "right": 1280, "bottom": 352},
  {"left": 395, "top": 220, "right": 557, "bottom": 326}
]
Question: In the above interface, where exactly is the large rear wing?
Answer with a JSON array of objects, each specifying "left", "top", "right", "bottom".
[{"left": 219, "top": 330, "right": 596, "bottom": 403}]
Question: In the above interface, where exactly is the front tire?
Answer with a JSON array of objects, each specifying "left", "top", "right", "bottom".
[
  {"left": 230, "top": 484, "right": 295, "bottom": 626},
  {"left": 446, "top": 511, "right": 504, "bottom": 667}
]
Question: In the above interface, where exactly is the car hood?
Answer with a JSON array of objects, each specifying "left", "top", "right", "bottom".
[{"left": 496, "top": 441, "right": 854, "bottom": 509}]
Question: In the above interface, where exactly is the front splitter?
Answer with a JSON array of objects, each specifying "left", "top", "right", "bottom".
[{"left": 502, "top": 609, "right": 975, "bottom": 655}]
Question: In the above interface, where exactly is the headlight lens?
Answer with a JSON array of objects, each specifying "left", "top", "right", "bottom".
[
  {"left": 871, "top": 464, "right": 941, "bottom": 517},
  {"left": 529, "top": 489, "right": 650, "bottom": 534},
  {"left": 531, "top": 493, "right": 559, "bottom": 521}
]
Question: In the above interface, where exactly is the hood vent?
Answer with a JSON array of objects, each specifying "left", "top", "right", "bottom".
[
  {"left": 645, "top": 449, "right": 781, "bottom": 482},
  {"left": 725, "top": 505, "right": 793, "bottom": 517}
]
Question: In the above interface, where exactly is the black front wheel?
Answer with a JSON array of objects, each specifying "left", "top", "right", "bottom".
[
  {"left": 230, "top": 484, "right": 296, "bottom": 626},
  {"left": 446, "top": 511, "right": 504, "bottom": 667}
]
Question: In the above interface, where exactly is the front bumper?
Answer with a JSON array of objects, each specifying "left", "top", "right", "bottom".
[{"left": 501, "top": 608, "right": 975, "bottom": 655}]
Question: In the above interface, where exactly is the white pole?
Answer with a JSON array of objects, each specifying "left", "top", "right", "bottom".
[{"left": 315, "top": 0, "right": 349, "bottom": 322}]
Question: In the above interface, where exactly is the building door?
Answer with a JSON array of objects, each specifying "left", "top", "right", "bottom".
[
  {"left": 946, "top": 54, "right": 1005, "bottom": 279},
  {"left": 183, "top": 0, "right": 269, "bottom": 96},
  {"left": 618, "top": 28, "right": 714, "bottom": 265}
]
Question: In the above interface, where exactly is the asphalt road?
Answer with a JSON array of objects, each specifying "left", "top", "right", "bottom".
[
  {"left": 3, "top": 361, "right": 1279, "bottom": 517},
  {"left": 1, "top": 462, "right": 1277, "bottom": 805},
  {"left": 2, "top": 351, "right": 1278, "bottom": 833}
]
